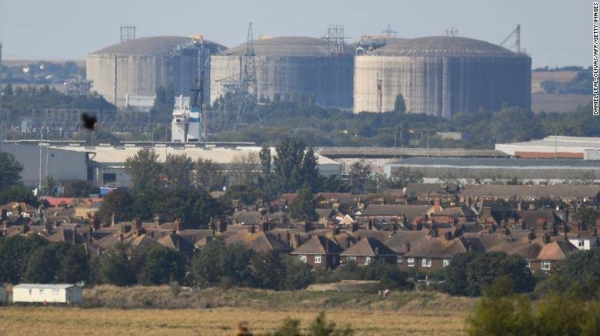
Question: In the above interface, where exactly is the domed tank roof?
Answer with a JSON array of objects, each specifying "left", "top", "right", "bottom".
[
  {"left": 222, "top": 36, "right": 354, "bottom": 57},
  {"left": 375, "top": 36, "right": 521, "bottom": 57},
  {"left": 91, "top": 36, "right": 227, "bottom": 55}
]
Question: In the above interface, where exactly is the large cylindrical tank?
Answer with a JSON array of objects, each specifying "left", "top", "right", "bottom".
[
  {"left": 210, "top": 36, "right": 354, "bottom": 109},
  {"left": 354, "top": 36, "right": 531, "bottom": 117},
  {"left": 87, "top": 36, "right": 226, "bottom": 107}
]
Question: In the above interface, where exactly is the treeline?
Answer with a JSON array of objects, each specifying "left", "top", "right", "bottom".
[
  {"left": 0, "top": 234, "right": 410, "bottom": 293},
  {"left": 212, "top": 97, "right": 596, "bottom": 148},
  {"left": 1, "top": 84, "right": 116, "bottom": 119},
  {"left": 464, "top": 248, "right": 600, "bottom": 335}
]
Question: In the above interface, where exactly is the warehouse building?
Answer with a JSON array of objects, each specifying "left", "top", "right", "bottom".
[
  {"left": 385, "top": 157, "right": 600, "bottom": 184},
  {"left": 496, "top": 136, "right": 600, "bottom": 159}
]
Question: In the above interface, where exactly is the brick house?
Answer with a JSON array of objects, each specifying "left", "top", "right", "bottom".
[
  {"left": 340, "top": 237, "right": 397, "bottom": 266},
  {"left": 290, "top": 235, "right": 344, "bottom": 269}
]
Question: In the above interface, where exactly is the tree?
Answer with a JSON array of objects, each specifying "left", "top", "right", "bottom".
[
  {"left": 96, "top": 190, "right": 134, "bottom": 225},
  {"left": 0, "top": 150, "right": 24, "bottom": 190},
  {"left": 93, "top": 243, "right": 135, "bottom": 286},
  {"left": 466, "top": 277, "right": 535, "bottom": 336},
  {"left": 288, "top": 187, "right": 318, "bottom": 221},
  {"left": 301, "top": 146, "right": 319, "bottom": 193},
  {"left": 267, "top": 312, "right": 354, "bottom": 336},
  {"left": 379, "top": 167, "right": 423, "bottom": 190},
  {"left": 539, "top": 248, "right": 600, "bottom": 299},
  {"left": 0, "top": 235, "right": 48, "bottom": 284},
  {"left": 190, "top": 242, "right": 255, "bottom": 287},
  {"left": 193, "top": 158, "right": 226, "bottom": 192},
  {"left": 57, "top": 244, "right": 90, "bottom": 283},
  {"left": 0, "top": 184, "right": 38, "bottom": 206},
  {"left": 221, "top": 184, "right": 263, "bottom": 207},
  {"left": 273, "top": 134, "right": 319, "bottom": 193},
  {"left": 393, "top": 94, "right": 406, "bottom": 114},
  {"left": 251, "top": 250, "right": 287, "bottom": 290},
  {"left": 23, "top": 245, "right": 60, "bottom": 283},
  {"left": 139, "top": 245, "right": 185, "bottom": 286},
  {"left": 441, "top": 252, "right": 535, "bottom": 297},
  {"left": 348, "top": 161, "right": 371, "bottom": 194},
  {"left": 125, "top": 148, "right": 162, "bottom": 219},
  {"left": 572, "top": 207, "right": 600, "bottom": 231},
  {"left": 163, "top": 154, "right": 194, "bottom": 190},
  {"left": 282, "top": 255, "right": 314, "bottom": 290},
  {"left": 229, "top": 152, "right": 260, "bottom": 185},
  {"left": 62, "top": 180, "right": 99, "bottom": 198}
]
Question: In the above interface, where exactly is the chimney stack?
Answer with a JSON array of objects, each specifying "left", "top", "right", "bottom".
[
  {"left": 433, "top": 198, "right": 441, "bottom": 213},
  {"left": 174, "top": 218, "right": 182, "bottom": 233}
]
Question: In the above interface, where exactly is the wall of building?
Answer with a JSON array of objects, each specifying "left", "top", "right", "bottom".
[
  {"left": 12, "top": 287, "right": 82, "bottom": 304},
  {"left": 0, "top": 143, "right": 88, "bottom": 187}
]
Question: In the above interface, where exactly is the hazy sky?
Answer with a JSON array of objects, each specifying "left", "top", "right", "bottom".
[{"left": 0, "top": 0, "right": 590, "bottom": 68}]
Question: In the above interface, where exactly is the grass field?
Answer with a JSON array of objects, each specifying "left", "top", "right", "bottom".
[
  {"left": 0, "top": 306, "right": 468, "bottom": 335},
  {"left": 0, "top": 286, "right": 474, "bottom": 335}
]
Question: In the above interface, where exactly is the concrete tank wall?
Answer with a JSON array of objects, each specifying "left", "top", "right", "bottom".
[
  {"left": 354, "top": 55, "right": 531, "bottom": 117},
  {"left": 211, "top": 55, "right": 354, "bottom": 109},
  {"left": 87, "top": 54, "right": 167, "bottom": 107}
]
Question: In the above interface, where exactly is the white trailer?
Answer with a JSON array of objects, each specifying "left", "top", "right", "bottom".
[{"left": 12, "top": 284, "right": 83, "bottom": 304}]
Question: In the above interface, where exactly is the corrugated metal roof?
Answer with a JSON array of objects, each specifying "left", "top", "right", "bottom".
[
  {"left": 13, "top": 284, "right": 76, "bottom": 289},
  {"left": 390, "top": 157, "right": 600, "bottom": 169},
  {"left": 49, "top": 145, "right": 340, "bottom": 166}
]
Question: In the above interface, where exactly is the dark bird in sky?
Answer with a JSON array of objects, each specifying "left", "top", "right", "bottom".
[{"left": 81, "top": 112, "right": 98, "bottom": 131}]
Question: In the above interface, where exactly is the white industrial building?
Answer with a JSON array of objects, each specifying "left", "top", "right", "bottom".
[
  {"left": 495, "top": 136, "right": 600, "bottom": 159},
  {"left": 12, "top": 284, "right": 83, "bottom": 304},
  {"left": 1, "top": 141, "right": 342, "bottom": 188}
]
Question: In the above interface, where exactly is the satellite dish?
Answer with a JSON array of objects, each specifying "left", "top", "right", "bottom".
[{"left": 22, "top": 66, "right": 30, "bottom": 74}]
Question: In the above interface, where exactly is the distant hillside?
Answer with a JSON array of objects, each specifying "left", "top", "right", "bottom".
[{"left": 532, "top": 93, "right": 592, "bottom": 113}]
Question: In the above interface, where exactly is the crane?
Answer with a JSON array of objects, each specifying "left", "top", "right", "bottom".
[{"left": 499, "top": 24, "right": 521, "bottom": 53}]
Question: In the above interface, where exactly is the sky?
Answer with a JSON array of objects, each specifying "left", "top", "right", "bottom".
[{"left": 0, "top": 0, "right": 590, "bottom": 68}]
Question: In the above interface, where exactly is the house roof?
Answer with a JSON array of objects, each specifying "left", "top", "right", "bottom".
[
  {"left": 515, "top": 210, "right": 559, "bottom": 225},
  {"left": 405, "top": 237, "right": 468, "bottom": 258},
  {"left": 232, "top": 211, "right": 262, "bottom": 225},
  {"left": 291, "top": 235, "right": 344, "bottom": 255},
  {"left": 431, "top": 205, "right": 477, "bottom": 217},
  {"left": 384, "top": 230, "right": 429, "bottom": 254},
  {"left": 340, "top": 237, "right": 396, "bottom": 257},
  {"left": 225, "top": 231, "right": 292, "bottom": 253},
  {"left": 13, "top": 284, "right": 77, "bottom": 289},
  {"left": 460, "top": 184, "right": 600, "bottom": 199},
  {"left": 361, "top": 204, "right": 431, "bottom": 218},
  {"left": 350, "top": 229, "right": 394, "bottom": 242},
  {"left": 537, "top": 240, "right": 578, "bottom": 261},
  {"left": 488, "top": 236, "right": 544, "bottom": 260},
  {"left": 333, "top": 232, "right": 357, "bottom": 250},
  {"left": 157, "top": 234, "right": 195, "bottom": 253},
  {"left": 47, "top": 228, "right": 88, "bottom": 244},
  {"left": 404, "top": 183, "right": 459, "bottom": 196},
  {"left": 316, "top": 208, "right": 333, "bottom": 219}
]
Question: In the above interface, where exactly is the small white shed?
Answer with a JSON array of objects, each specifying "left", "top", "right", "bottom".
[{"left": 12, "top": 284, "right": 83, "bottom": 304}]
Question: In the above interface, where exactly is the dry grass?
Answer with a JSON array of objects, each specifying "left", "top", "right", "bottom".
[
  {"left": 0, "top": 306, "right": 468, "bottom": 335},
  {"left": 0, "top": 287, "right": 474, "bottom": 335}
]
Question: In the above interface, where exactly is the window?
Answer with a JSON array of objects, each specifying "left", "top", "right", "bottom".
[
  {"left": 541, "top": 261, "right": 551, "bottom": 271},
  {"left": 348, "top": 256, "right": 357, "bottom": 263},
  {"left": 397, "top": 256, "right": 403, "bottom": 264},
  {"left": 443, "top": 259, "right": 450, "bottom": 267},
  {"left": 408, "top": 258, "right": 415, "bottom": 267},
  {"left": 28, "top": 289, "right": 32, "bottom": 296},
  {"left": 422, "top": 258, "right": 432, "bottom": 268},
  {"left": 103, "top": 173, "right": 117, "bottom": 183},
  {"left": 52, "top": 290, "right": 59, "bottom": 296},
  {"left": 526, "top": 261, "right": 531, "bottom": 269},
  {"left": 579, "top": 240, "right": 585, "bottom": 248},
  {"left": 39, "top": 289, "right": 44, "bottom": 295},
  {"left": 365, "top": 257, "right": 371, "bottom": 265},
  {"left": 299, "top": 255, "right": 307, "bottom": 263},
  {"left": 315, "top": 255, "right": 322, "bottom": 264}
]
